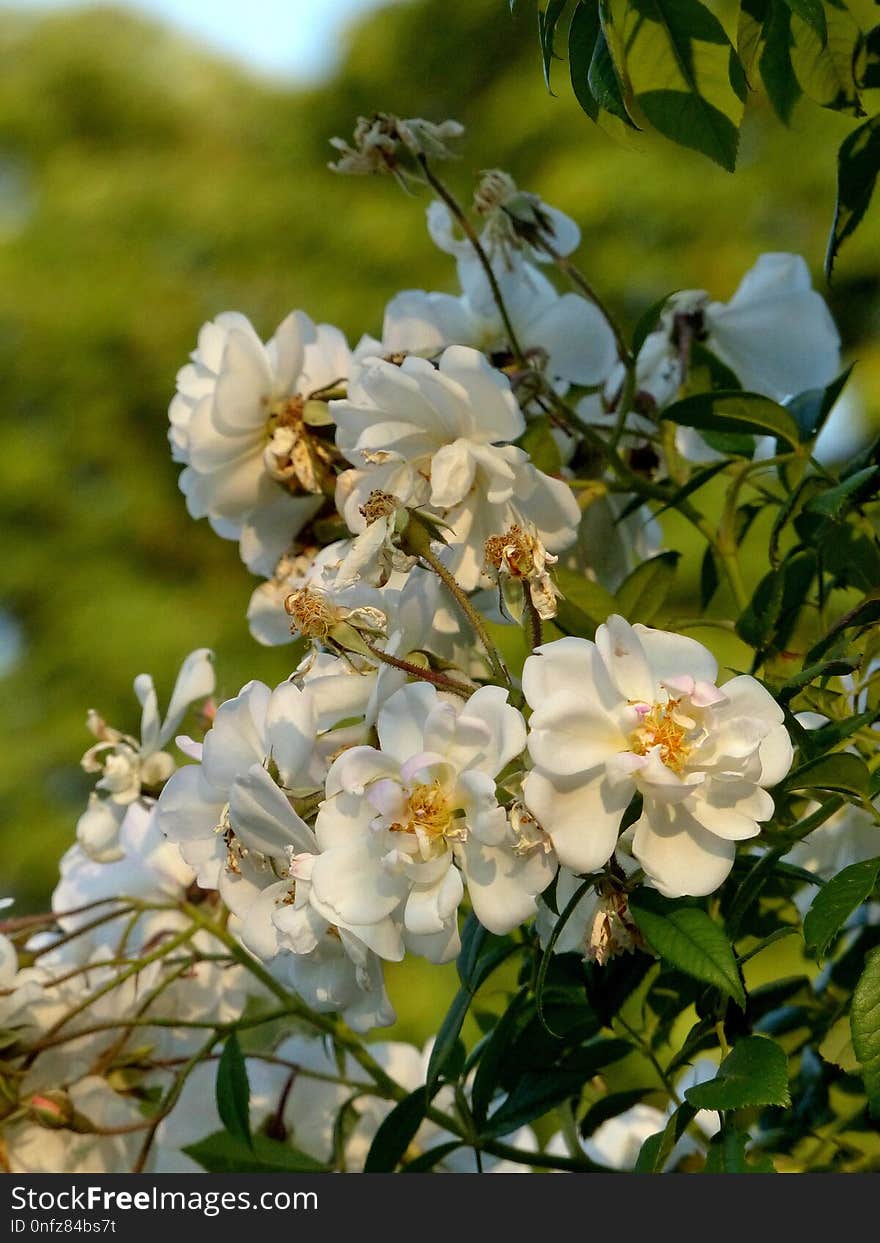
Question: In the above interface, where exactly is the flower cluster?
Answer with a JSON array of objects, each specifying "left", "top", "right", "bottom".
[{"left": 12, "top": 117, "right": 876, "bottom": 1176}]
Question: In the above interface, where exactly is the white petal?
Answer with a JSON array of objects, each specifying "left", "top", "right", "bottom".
[
  {"left": 632, "top": 803, "right": 736, "bottom": 898},
  {"left": 159, "top": 648, "right": 215, "bottom": 749},
  {"left": 595, "top": 615, "right": 655, "bottom": 703},
  {"left": 523, "top": 767, "right": 631, "bottom": 873},
  {"left": 229, "top": 764, "right": 315, "bottom": 858}
]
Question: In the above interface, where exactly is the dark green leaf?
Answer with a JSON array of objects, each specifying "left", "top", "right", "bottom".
[
  {"left": 470, "top": 991, "right": 530, "bottom": 1127},
  {"left": 785, "top": 366, "right": 854, "bottom": 439},
  {"left": 700, "top": 545, "right": 719, "bottom": 608},
  {"left": 806, "top": 590, "right": 880, "bottom": 663},
  {"left": 589, "top": 26, "right": 637, "bottom": 123},
  {"left": 216, "top": 1032, "right": 252, "bottom": 1151},
  {"left": 826, "top": 114, "right": 880, "bottom": 277},
  {"left": 685, "top": 1036, "right": 791, "bottom": 1109},
  {"left": 568, "top": 0, "right": 602, "bottom": 119},
  {"left": 805, "top": 466, "right": 880, "bottom": 519},
  {"left": 401, "top": 1141, "right": 463, "bottom": 1172},
  {"left": 851, "top": 947, "right": 880, "bottom": 1117},
  {"left": 364, "top": 1089, "right": 427, "bottom": 1172},
  {"left": 539, "top": 0, "right": 571, "bottom": 89},
  {"left": 702, "top": 1128, "right": 777, "bottom": 1171},
  {"left": 426, "top": 987, "right": 471, "bottom": 1096},
  {"left": 629, "top": 891, "right": 746, "bottom": 1008},
  {"left": 632, "top": 291, "right": 676, "bottom": 355},
  {"left": 782, "top": 751, "right": 870, "bottom": 797},
  {"left": 638, "top": 89, "right": 739, "bottom": 171},
  {"left": 579, "top": 1088, "right": 653, "bottom": 1136},
  {"left": 760, "top": 4, "right": 803, "bottom": 124},
  {"left": 483, "top": 1066, "right": 588, "bottom": 1136},
  {"left": 183, "top": 1131, "right": 326, "bottom": 1174},
  {"left": 780, "top": 0, "right": 826, "bottom": 42},
  {"left": 661, "top": 390, "right": 801, "bottom": 449},
  {"left": 803, "top": 857, "right": 880, "bottom": 959}
]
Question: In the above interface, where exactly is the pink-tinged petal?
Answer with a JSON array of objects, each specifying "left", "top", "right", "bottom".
[
  {"left": 632, "top": 803, "right": 736, "bottom": 898},
  {"left": 523, "top": 768, "right": 629, "bottom": 873}
]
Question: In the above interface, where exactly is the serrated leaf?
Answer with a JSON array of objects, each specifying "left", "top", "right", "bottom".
[
  {"left": 702, "top": 1128, "right": 777, "bottom": 1171},
  {"left": 780, "top": 0, "right": 826, "bottom": 42},
  {"left": 685, "top": 1036, "right": 791, "bottom": 1110},
  {"left": 183, "top": 1131, "right": 326, "bottom": 1174},
  {"left": 805, "top": 466, "right": 879, "bottom": 519},
  {"left": 804, "top": 857, "right": 880, "bottom": 959},
  {"left": 363, "top": 1089, "right": 426, "bottom": 1172},
  {"left": 629, "top": 892, "right": 746, "bottom": 1008},
  {"left": 216, "top": 1032, "right": 252, "bottom": 1151},
  {"left": 783, "top": 751, "right": 870, "bottom": 797},
  {"left": 615, "top": 551, "right": 680, "bottom": 623},
  {"left": 609, "top": 0, "right": 745, "bottom": 170},
  {"left": 851, "top": 946, "right": 880, "bottom": 1117},
  {"left": 790, "top": 5, "right": 862, "bottom": 113},
  {"left": 819, "top": 1015, "right": 860, "bottom": 1072},
  {"left": 661, "top": 390, "right": 801, "bottom": 449}
]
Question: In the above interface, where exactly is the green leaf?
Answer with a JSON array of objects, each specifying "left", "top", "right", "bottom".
[
  {"left": 579, "top": 1088, "right": 653, "bottom": 1136},
  {"left": 818, "top": 1015, "right": 860, "bottom": 1073},
  {"left": 216, "top": 1032, "right": 252, "bottom": 1151},
  {"left": 778, "top": 656, "right": 859, "bottom": 702},
  {"left": 780, "top": 0, "right": 826, "bottom": 42},
  {"left": 568, "top": 1, "right": 602, "bottom": 119},
  {"left": 519, "top": 416, "right": 563, "bottom": 475},
  {"left": 629, "top": 891, "right": 746, "bottom": 1008},
  {"left": 700, "top": 545, "right": 719, "bottom": 608},
  {"left": 790, "top": 5, "right": 862, "bottom": 113},
  {"left": 782, "top": 751, "right": 870, "bottom": 797},
  {"left": 633, "top": 1129, "right": 667, "bottom": 1172},
  {"left": 661, "top": 390, "right": 801, "bottom": 449},
  {"left": 183, "top": 1131, "right": 326, "bottom": 1174},
  {"left": 785, "top": 366, "right": 854, "bottom": 440},
  {"left": 609, "top": 0, "right": 745, "bottom": 171},
  {"left": 539, "top": 0, "right": 571, "bottom": 89},
  {"left": 615, "top": 551, "right": 680, "bottom": 623},
  {"left": 590, "top": 23, "right": 638, "bottom": 123},
  {"left": 760, "top": 4, "right": 803, "bottom": 124},
  {"left": 804, "top": 857, "right": 880, "bottom": 959},
  {"left": 554, "top": 566, "right": 618, "bottom": 637},
  {"left": 702, "top": 1128, "right": 777, "bottom": 1171},
  {"left": 634, "top": 1100, "right": 697, "bottom": 1172},
  {"left": 805, "top": 466, "right": 880, "bottom": 519},
  {"left": 470, "top": 991, "right": 529, "bottom": 1127},
  {"left": 685, "top": 1036, "right": 791, "bottom": 1110},
  {"left": 482, "top": 1069, "right": 586, "bottom": 1136},
  {"left": 806, "top": 590, "right": 880, "bottom": 663},
  {"left": 631, "top": 291, "right": 676, "bottom": 355},
  {"left": 828, "top": 114, "right": 880, "bottom": 274},
  {"left": 401, "top": 1141, "right": 463, "bottom": 1172},
  {"left": 851, "top": 946, "right": 880, "bottom": 1117},
  {"left": 363, "top": 1089, "right": 427, "bottom": 1172}
]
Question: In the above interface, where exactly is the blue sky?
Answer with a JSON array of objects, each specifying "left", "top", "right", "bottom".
[{"left": 14, "top": 0, "right": 388, "bottom": 80}]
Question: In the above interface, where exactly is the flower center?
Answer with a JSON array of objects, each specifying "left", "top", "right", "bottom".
[
  {"left": 404, "top": 781, "right": 453, "bottom": 838},
  {"left": 629, "top": 700, "right": 691, "bottom": 773},
  {"left": 284, "top": 587, "right": 335, "bottom": 640}
]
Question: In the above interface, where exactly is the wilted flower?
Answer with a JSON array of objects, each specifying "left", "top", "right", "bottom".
[
  {"left": 329, "top": 114, "right": 463, "bottom": 183},
  {"left": 484, "top": 523, "right": 560, "bottom": 621}
]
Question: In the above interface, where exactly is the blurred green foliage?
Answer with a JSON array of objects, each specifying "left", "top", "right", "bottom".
[{"left": 1, "top": 0, "right": 879, "bottom": 930}]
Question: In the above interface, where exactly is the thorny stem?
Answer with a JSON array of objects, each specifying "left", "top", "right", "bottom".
[
  {"left": 417, "top": 543, "right": 512, "bottom": 687},
  {"left": 364, "top": 641, "right": 473, "bottom": 699},
  {"left": 523, "top": 583, "right": 543, "bottom": 652},
  {"left": 417, "top": 156, "right": 526, "bottom": 367},
  {"left": 538, "top": 238, "right": 631, "bottom": 369}
]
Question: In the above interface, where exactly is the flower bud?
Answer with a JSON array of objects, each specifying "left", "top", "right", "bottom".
[{"left": 28, "top": 1091, "right": 74, "bottom": 1129}]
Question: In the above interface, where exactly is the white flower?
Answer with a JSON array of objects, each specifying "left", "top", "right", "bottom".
[
  {"left": 636, "top": 254, "right": 840, "bottom": 409},
  {"left": 309, "top": 682, "right": 552, "bottom": 947},
  {"left": 77, "top": 649, "right": 214, "bottom": 861},
  {"left": 332, "top": 346, "right": 580, "bottom": 590},
  {"left": 155, "top": 678, "right": 320, "bottom": 890},
  {"left": 170, "top": 310, "right": 350, "bottom": 575},
  {"left": 523, "top": 616, "right": 793, "bottom": 897},
  {"left": 380, "top": 196, "right": 617, "bottom": 390}
]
